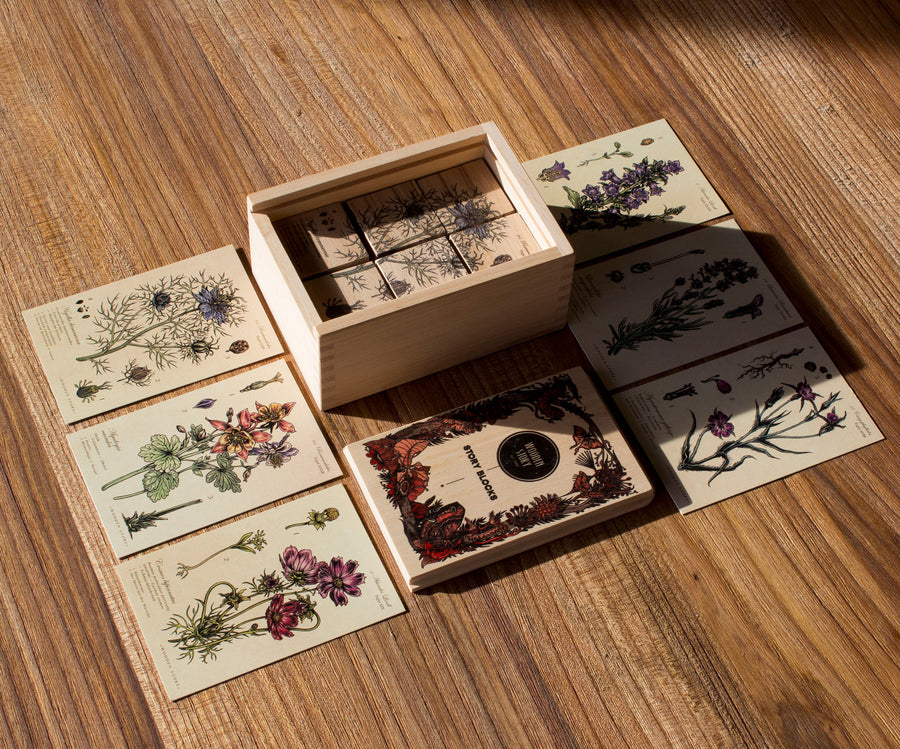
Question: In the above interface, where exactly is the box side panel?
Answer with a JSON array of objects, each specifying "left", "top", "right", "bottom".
[
  {"left": 247, "top": 208, "right": 323, "bottom": 404},
  {"left": 248, "top": 127, "right": 492, "bottom": 220},
  {"left": 318, "top": 253, "right": 574, "bottom": 407}
]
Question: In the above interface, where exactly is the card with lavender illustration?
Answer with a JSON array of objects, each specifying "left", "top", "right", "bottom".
[
  {"left": 569, "top": 220, "right": 802, "bottom": 389},
  {"left": 23, "top": 245, "right": 282, "bottom": 423},
  {"left": 67, "top": 362, "right": 340, "bottom": 557},
  {"left": 274, "top": 203, "right": 369, "bottom": 279},
  {"left": 303, "top": 261, "right": 395, "bottom": 320},
  {"left": 347, "top": 181, "right": 446, "bottom": 256},
  {"left": 116, "top": 484, "right": 404, "bottom": 700},
  {"left": 523, "top": 119, "right": 728, "bottom": 263},
  {"left": 450, "top": 213, "right": 542, "bottom": 272},
  {"left": 375, "top": 237, "right": 469, "bottom": 297},
  {"left": 613, "top": 328, "right": 883, "bottom": 513}
]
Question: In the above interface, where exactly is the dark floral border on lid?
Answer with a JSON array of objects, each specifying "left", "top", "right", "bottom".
[{"left": 362, "top": 373, "right": 636, "bottom": 567}]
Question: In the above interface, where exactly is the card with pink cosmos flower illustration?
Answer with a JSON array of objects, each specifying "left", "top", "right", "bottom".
[
  {"left": 613, "top": 328, "right": 883, "bottom": 513},
  {"left": 67, "top": 361, "right": 340, "bottom": 557},
  {"left": 116, "top": 484, "right": 404, "bottom": 700},
  {"left": 523, "top": 119, "right": 728, "bottom": 263}
]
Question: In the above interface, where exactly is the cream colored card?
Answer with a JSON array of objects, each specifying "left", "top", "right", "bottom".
[
  {"left": 23, "top": 246, "right": 282, "bottom": 423},
  {"left": 68, "top": 362, "right": 339, "bottom": 557},
  {"left": 117, "top": 485, "right": 404, "bottom": 700},
  {"left": 569, "top": 220, "right": 802, "bottom": 389},
  {"left": 523, "top": 120, "right": 728, "bottom": 263},
  {"left": 613, "top": 328, "right": 883, "bottom": 513}
]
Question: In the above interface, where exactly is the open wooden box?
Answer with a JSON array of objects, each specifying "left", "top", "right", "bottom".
[{"left": 248, "top": 123, "right": 574, "bottom": 409}]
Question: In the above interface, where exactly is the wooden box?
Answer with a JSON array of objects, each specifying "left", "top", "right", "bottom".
[{"left": 248, "top": 123, "right": 574, "bottom": 409}]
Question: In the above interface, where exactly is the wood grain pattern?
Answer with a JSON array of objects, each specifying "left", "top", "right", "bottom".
[{"left": 0, "top": 0, "right": 897, "bottom": 746}]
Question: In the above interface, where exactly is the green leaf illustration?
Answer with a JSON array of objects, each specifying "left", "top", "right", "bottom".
[
  {"left": 205, "top": 454, "right": 241, "bottom": 493},
  {"left": 139, "top": 434, "right": 183, "bottom": 472},
  {"left": 564, "top": 185, "right": 587, "bottom": 209},
  {"left": 143, "top": 468, "right": 180, "bottom": 502}
]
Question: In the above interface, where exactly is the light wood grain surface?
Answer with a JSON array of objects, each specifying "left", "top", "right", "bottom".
[{"left": 1, "top": 1, "right": 897, "bottom": 747}]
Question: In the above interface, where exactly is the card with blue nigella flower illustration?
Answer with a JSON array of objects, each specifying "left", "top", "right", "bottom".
[
  {"left": 116, "top": 484, "right": 404, "bottom": 699},
  {"left": 613, "top": 327, "right": 883, "bottom": 513},
  {"left": 23, "top": 245, "right": 282, "bottom": 423},
  {"left": 67, "top": 361, "right": 340, "bottom": 557},
  {"left": 523, "top": 119, "right": 728, "bottom": 263}
]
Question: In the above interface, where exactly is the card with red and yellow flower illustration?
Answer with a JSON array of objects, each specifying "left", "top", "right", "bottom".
[
  {"left": 344, "top": 368, "right": 654, "bottom": 591},
  {"left": 613, "top": 328, "right": 883, "bottom": 513},
  {"left": 68, "top": 361, "right": 340, "bottom": 557},
  {"left": 24, "top": 246, "right": 282, "bottom": 423},
  {"left": 117, "top": 484, "right": 404, "bottom": 699}
]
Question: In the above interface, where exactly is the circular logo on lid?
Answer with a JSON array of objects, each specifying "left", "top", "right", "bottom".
[{"left": 496, "top": 431, "right": 560, "bottom": 482}]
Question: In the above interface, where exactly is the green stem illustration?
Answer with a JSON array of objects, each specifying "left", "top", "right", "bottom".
[{"left": 122, "top": 499, "right": 203, "bottom": 536}]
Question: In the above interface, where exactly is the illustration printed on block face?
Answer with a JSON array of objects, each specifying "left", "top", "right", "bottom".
[
  {"left": 361, "top": 370, "right": 639, "bottom": 567},
  {"left": 116, "top": 486, "right": 404, "bottom": 700},
  {"left": 23, "top": 246, "right": 282, "bottom": 422},
  {"left": 613, "top": 328, "right": 884, "bottom": 513},
  {"left": 523, "top": 120, "right": 728, "bottom": 262},
  {"left": 567, "top": 220, "right": 804, "bottom": 390},
  {"left": 68, "top": 363, "right": 339, "bottom": 557}
]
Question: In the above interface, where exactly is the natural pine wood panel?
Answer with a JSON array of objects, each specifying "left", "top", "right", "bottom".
[{"left": 0, "top": 0, "right": 897, "bottom": 747}]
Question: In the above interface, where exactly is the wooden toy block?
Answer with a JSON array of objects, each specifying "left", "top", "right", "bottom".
[
  {"left": 274, "top": 203, "right": 369, "bottom": 278},
  {"left": 303, "top": 261, "right": 394, "bottom": 320},
  {"left": 449, "top": 212, "right": 543, "bottom": 272},
  {"left": 346, "top": 181, "right": 445, "bottom": 256},
  {"left": 417, "top": 158, "right": 515, "bottom": 235},
  {"left": 376, "top": 236, "right": 469, "bottom": 297}
]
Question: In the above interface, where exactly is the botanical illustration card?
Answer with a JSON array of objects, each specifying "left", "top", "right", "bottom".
[
  {"left": 23, "top": 245, "right": 282, "bottom": 423},
  {"left": 344, "top": 368, "right": 653, "bottom": 591},
  {"left": 116, "top": 485, "right": 404, "bottom": 700},
  {"left": 68, "top": 362, "right": 340, "bottom": 557},
  {"left": 523, "top": 119, "right": 728, "bottom": 263},
  {"left": 568, "top": 220, "right": 803, "bottom": 390},
  {"left": 613, "top": 328, "right": 883, "bottom": 513}
]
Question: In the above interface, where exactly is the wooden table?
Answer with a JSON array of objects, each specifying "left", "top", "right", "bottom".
[{"left": 1, "top": 1, "right": 897, "bottom": 746}]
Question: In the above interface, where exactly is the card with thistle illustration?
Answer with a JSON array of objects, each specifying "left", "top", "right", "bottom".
[
  {"left": 303, "top": 261, "right": 395, "bottom": 320},
  {"left": 416, "top": 159, "right": 515, "bottom": 233},
  {"left": 344, "top": 368, "right": 653, "bottom": 591},
  {"left": 346, "top": 180, "right": 446, "bottom": 256},
  {"left": 569, "top": 220, "right": 803, "bottom": 389},
  {"left": 116, "top": 484, "right": 404, "bottom": 699},
  {"left": 23, "top": 246, "right": 283, "bottom": 423},
  {"left": 613, "top": 328, "right": 883, "bottom": 513},
  {"left": 67, "top": 362, "right": 340, "bottom": 557},
  {"left": 273, "top": 203, "right": 369, "bottom": 279},
  {"left": 375, "top": 237, "right": 469, "bottom": 297},
  {"left": 449, "top": 213, "right": 542, "bottom": 273},
  {"left": 523, "top": 119, "right": 728, "bottom": 263}
]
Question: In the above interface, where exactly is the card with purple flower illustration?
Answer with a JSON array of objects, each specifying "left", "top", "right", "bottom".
[
  {"left": 613, "top": 328, "right": 883, "bottom": 513},
  {"left": 116, "top": 484, "right": 404, "bottom": 699},
  {"left": 23, "top": 245, "right": 282, "bottom": 423},
  {"left": 568, "top": 220, "right": 803, "bottom": 390},
  {"left": 523, "top": 119, "right": 728, "bottom": 263},
  {"left": 67, "top": 361, "right": 340, "bottom": 557}
]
